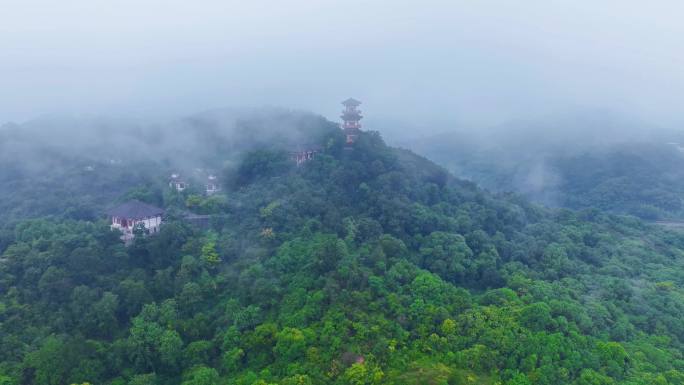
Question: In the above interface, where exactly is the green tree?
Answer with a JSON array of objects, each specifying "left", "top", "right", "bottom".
[
  {"left": 181, "top": 366, "right": 220, "bottom": 385},
  {"left": 201, "top": 240, "right": 221, "bottom": 266},
  {"left": 340, "top": 363, "right": 384, "bottom": 385},
  {"left": 24, "top": 336, "right": 70, "bottom": 385},
  {"left": 418, "top": 232, "right": 472, "bottom": 284},
  {"left": 274, "top": 327, "right": 308, "bottom": 362},
  {"left": 128, "top": 373, "right": 158, "bottom": 385},
  {"left": 159, "top": 330, "right": 184, "bottom": 368}
]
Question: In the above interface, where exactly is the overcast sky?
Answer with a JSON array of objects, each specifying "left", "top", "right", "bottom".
[{"left": 2, "top": 0, "right": 684, "bottom": 131}]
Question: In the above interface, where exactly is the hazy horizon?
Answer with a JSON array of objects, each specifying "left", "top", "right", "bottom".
[{"left": 3, "top": 1, "right": 684, "bottom": 132}]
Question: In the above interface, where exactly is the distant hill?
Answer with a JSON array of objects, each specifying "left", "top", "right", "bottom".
[{"left": 406, "top": 112, "right": 684, "bottom": 220}]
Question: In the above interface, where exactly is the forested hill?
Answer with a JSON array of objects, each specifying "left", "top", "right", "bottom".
[
  {"left": 404, "top": 114, "right": 684, "bottom": 220},
  {"left": 0, "top": 109, "right": 332, "bottom": 231},
  {"left": 2, "top": 112, "right": 684, "bottom": 385}
]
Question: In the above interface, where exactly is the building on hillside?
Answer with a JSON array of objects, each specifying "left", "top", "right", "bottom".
[
  {"left": 107, "top": 200, "right": 164, "bottom": 243},
  {"left": 169, "top": 173, "right": 188, "bottom": 192},
  {"left": 206, "top": 174, "right": 220, "bottom": 195},
  {"left": 290, "top": 147, "right": 321, "bottom": 166},
  {"left": 341, "top": 98, "right": 362, "bottom": 145},
  {"left": 184, "top": 212, "right": 212, "bottom": 228}
]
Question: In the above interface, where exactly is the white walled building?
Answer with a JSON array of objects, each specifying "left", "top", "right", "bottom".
[
  {"left": 206, "top": 175, "right": 220, "bottom": 195},
  {"left": 169, "top": 174, "right": 188, "bottom": 192},
  {"left": 107, "top": 200, "right": 164, "bottom": 243}
]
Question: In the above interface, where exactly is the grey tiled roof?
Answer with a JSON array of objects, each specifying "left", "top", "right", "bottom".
[{"left": 106, "top": 200, "right": 164, "bottom": 219}]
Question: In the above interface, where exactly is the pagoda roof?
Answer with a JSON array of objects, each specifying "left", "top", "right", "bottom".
[
  {"left": 341, "top": 98, "right": 361, "bottom": 106},
  {"left": 106, "top": 200, "right": 164, "bottom": 219}
]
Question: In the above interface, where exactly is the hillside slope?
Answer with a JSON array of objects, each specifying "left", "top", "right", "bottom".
[{"left": 1, "top": 112, "right": 684, "bottom": 384}]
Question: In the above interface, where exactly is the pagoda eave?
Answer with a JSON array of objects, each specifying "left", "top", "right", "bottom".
[
  {"left": 341, "top": 114, "right": 363, "bottom": 120},
  {"left": 342, "top": 98, "right": 362, "bottom": 107}
]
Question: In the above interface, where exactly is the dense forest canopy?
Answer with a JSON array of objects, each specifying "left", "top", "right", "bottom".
[{"left": 1, "top": 111, "right": 684, "bottom": 385}]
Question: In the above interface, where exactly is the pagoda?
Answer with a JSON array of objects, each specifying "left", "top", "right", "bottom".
[{"left": 341, "top": 98, "right": 362, "bottom": 144}]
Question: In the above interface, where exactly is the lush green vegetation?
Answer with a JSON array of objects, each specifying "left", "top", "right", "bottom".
[
  {"left": 549, "top": 144, "right": 684, "bottom": 219},
  {"left": 2, "top": 113, "right": 684, "bottom": 384}
]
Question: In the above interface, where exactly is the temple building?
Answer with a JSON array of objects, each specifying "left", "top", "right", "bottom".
[
  {"left": 169, "top": 174, "right": 188, "bottom": 192},
  {"left": 206, "top": 174, "right": 220, "bottom": 195},
  {"left": 341, "top": 98, "right": 362, "bottom": 144},
  {"left": 290, "top": 147, "right": 320, "bottom": 166},
  {"left": 107, "top": 200, "right": 164, "bottom": 243}
]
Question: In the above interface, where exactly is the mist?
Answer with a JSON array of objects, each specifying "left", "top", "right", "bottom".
[
  {"left": 7, "top": 3, "right": 684, "bottom": 383},
  {"left": 2, "top": 0, "right": 684, "bottom": 133},
  {"left": 5, "top": 0, "right": 684, "bottom": 220}
]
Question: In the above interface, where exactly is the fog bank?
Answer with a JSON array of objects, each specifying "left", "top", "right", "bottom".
[{"left": 2, "top": 1, "right": 684, "bottom": 131}]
